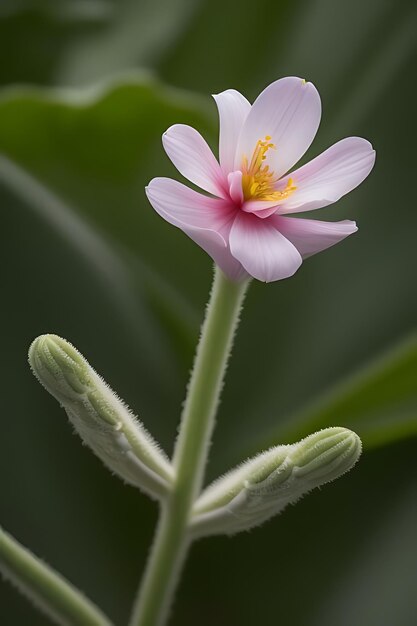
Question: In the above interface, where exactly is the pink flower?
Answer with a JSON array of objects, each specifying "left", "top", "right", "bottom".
[{"left": 146, "top": 77, "right": 375, "bottom": 282}]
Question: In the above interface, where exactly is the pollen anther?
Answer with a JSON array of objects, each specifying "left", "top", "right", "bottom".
[{"left": 241, "top": 136, "right": 297, "bottom": 202}]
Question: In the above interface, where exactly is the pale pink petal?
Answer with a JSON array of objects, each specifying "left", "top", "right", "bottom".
[
  {"left": 235, "top": 77, "right": 321, "bottom": 179},
  {"left": 213, "top": 89, "right": 251, "bottom": 175},
  {"left": 272, "top": 215, "right": 358, "bottom": 258},
  {"left": 146, "top": 177, "right": 244, "bottom": 280},
  {"left": 242, "top": 199, "right": 280, "bottom": 218},
  {"left": 228, "top": 170, "right": 244, "bottom": 205},
  {"left": 162, "top": 124, "right": 227, "bottom": 197},
  {"left": 187, "top": 228, "right": 247, "bottom": 282},
  {"left": 278, "top": 137, "right": 376, "bottom": 214},
  {"left": 146, "top": 177, "right": 232, "bottom": 230},
  {"left": 229, "top": 212, "right": 302, "bottom": 282}
]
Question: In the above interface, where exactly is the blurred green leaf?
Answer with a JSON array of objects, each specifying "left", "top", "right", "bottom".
[
  {"left": 58, "top": 0, "right": 203, "bottom": 85},
  {"left": 0, "top": 75, "right": 214, "bottom": 301},
  {"left": 254, "top": 334, "right": 417, "bottom": 454},
  {"left": 0, "top": 0, "right": 114, "bottom": 86}
]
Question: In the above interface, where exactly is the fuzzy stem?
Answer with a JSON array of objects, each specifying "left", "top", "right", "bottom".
[
  {"left": 0, "top": 526, "right": 112, "bottom": 626},
  {"left": 129, "top": 267, "right": 249, "bottom": 626}
]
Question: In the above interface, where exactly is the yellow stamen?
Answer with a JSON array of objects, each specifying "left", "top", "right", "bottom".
[{"left": 241, "top": 136, "right": 297, "bottom": 202}]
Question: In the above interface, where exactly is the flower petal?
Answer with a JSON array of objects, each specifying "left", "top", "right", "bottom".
[
  {"left": 146, "top": 177, "right": 230, "bottom": 230},
  {"left": 213, "top": 89, "right": 251, "bottom": 175},
  {"left": 229, "top": 212, "right": 302, "bottom": 282},
  {"left": 242, "top": 199, "right": 281, "bottom": 218},
  {"left": 235, "top": 77, "right": 321, "bottom": 179},
  {"left": 273, "top": 215, "right": 358, "bottom": 258},
  {"left": 162, "top": 124, "right": 227, "bottom": 197},
  {"left": 278, "top": 137, "right": 376, "bottom": 214},
  {"left": 228, "top": 170, "right": 244, "bottom": 205},
  {"left": 146, "top": 177, "right": 244, "bottom": 280}
]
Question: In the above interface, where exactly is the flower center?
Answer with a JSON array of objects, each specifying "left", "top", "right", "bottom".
[{"left": 241, "top": 136, "right": 296, "bottom": 202}]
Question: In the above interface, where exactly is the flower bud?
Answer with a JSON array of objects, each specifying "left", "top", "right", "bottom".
[
  {"left": 29, "top": 334, "right": 174, "bottom": 499},
  {"left": 191, "top": 427, "right": 361, "bottom": 536}
]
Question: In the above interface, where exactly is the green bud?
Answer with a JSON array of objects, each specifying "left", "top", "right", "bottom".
[
  {"left": 191, "top": 427, "right": 361, "bottom": 537},
  {"left": 29, "top": 335, "right": 91, "bottom": 402},
  {"left": 29, "top": 334, "right": 174, "bottom": 499}
]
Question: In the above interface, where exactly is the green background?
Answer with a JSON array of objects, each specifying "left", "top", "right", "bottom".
[{"left": 1, "top": 0, "right": 416, "bottom": 624}]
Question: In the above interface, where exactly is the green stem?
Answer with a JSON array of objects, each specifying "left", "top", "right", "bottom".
[
  {"left": 0, "top": 526, "right": 112, "bottom": 626},
  {"left": 129, "top": 267, "right": 249, "bottom": 626}
]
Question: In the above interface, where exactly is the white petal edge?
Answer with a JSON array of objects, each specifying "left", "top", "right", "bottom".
[
  {"left": 235, "top": 77, "right": 321, "bottom": 180},
  {"left": 273, "top": 215, "right": 358, "bottom": 258},
  {"left": 229, "top": 212, "right": 302, "bottom": 282},
  {"left": 278, "top": 137, "right": 376, "bottom": 214},
  {"left": 162, "top": 124, "right": 227, "bottom": 197},
  {"left": 213, "top": 89, "right": 251, "bottom": 176},
  {"left": 146, "top": 177, "right": 245, "bottom": 281}
]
